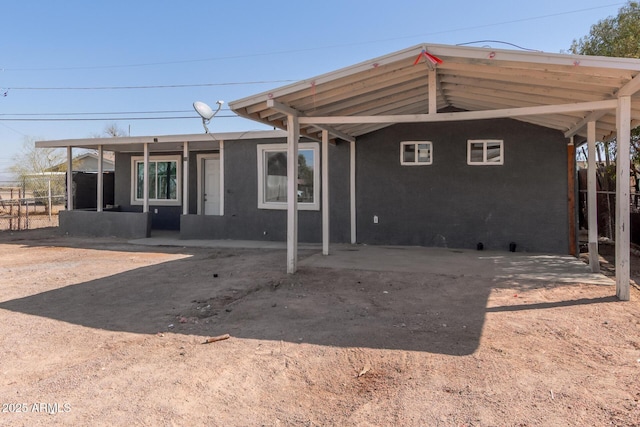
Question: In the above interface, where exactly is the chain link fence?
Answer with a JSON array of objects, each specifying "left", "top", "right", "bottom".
[{"left": 0, "top": 174, "right": 66, "bottom": 231}]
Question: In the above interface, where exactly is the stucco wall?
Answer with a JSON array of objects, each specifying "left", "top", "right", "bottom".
[
  {"left": 355, "top": 119, "right": 569, "bottom": 253},
  {"left": 59, "top": 210, "right": 151, "bottom": 238},
  {"left": 180, "top": 138, "right": 351, "bottom": 243}
]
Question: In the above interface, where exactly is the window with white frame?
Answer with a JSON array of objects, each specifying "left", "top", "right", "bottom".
[
  {"left": 131, "top": 155, "right": 181, "bottom": 205},
  {"left": 467, "top": 140, "right": 504, "bottom": 165},
  {"left": 401, "top": 141, "right": 432, "bottom": 165},
  {"left": 257, "top": 143, "right": 320, "bottom": 210}
]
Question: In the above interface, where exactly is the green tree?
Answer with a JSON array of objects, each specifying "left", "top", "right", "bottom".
[
  {"left": 569, "top": 1, "right": 640, "bottom": 58},
  {"left": 570, "top": 1, "right": 640, "bottom": 237}
]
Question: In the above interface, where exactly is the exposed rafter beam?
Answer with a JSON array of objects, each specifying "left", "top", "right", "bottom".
[
  {"left": 267, "top": 99, "right": 356, "bottom": 143},
  {"left": 617, "top": 73, "right": 640, "bottom": 97},
  {"left": 298, "top": 100, "right": 617, "bottom": 125},
  {"left": 564, "top": 110, "right": 609, "bottom": 138}
]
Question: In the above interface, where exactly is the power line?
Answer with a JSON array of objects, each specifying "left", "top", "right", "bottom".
[
  {"left": 0, "top": 3, "right": 625, "bottom": 72},
  {"left": 0, "top": 115, "right": 239, "bottom": 121},
  {"left": 0, "top": 109, "right": 216, "bottom": 116},
  {"left": 3, "top": 81, "right": 296, "bottom": 91}
]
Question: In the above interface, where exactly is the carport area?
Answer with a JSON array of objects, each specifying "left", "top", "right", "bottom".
[
  {"left": 301, "top": 245, "right": 613, "bottom": 285},
  {"left": 129, "top": 233, "right": 612, "bottom": 285}
]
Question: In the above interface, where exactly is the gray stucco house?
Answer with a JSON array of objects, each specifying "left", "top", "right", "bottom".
[{"left": 36, "top": 43, "right": 640, "bottom": 298}]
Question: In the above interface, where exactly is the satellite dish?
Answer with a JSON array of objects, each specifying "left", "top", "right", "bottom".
[{"left": 193, "top": 100, "right": 223, "bottom": 133}]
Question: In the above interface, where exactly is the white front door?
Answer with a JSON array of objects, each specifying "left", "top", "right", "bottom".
[{"left": 203, "top": 158, "right": 221, "bottom": 215}]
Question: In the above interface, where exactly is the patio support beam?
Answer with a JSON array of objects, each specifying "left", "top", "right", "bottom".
[
  {"left": 143, "top": 142, "right": 149, "bottom": 214},
  {"left": 428, "top": 69, "right": 437, "bottom": 114},
  {"left": 183, "top": 141, "right": 189, "bottom": 216},
  {"left": 298, "top": 99, "right": 618, "bottom": 125},
  {"left": 267, "top": 99, "right": 355, "bottom": 143},
  {"left": 617, "top": 73, "right": 640, "bottom": 97},
  {"left": 97, "top": 145, "right": 103, "bottom": 212},
  {"left": 287, "top": 114, "right": 299, "bottom": 274},
  {"left": 615, "top": 96, "right": 631, "bottom": 301},
  {"left": 587, "top": 121, "right": 599, "bottom": 272},
  {"left": 322, "top": 130, "right": 330, "bottom": 255},
  {"left": 350, "top": 139, "right": 356, "bottom": 244},
  {"left": 66, "top": 146, "right": 73, "bottom": 211},
  {"left": 564, "top": 110, "right": 608, "bottom": 138}
]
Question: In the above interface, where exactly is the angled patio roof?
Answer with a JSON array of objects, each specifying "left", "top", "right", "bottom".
[{"left": 229, "top": 43, "right": 640, "bottom": 142}]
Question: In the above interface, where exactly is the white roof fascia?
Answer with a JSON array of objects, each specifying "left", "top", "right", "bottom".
[
  {"left": 36, "top": 130, "right": 287, "bottom": 148},
  {"left": 425, "top": 43, "right": 640, "bottom": 72}
]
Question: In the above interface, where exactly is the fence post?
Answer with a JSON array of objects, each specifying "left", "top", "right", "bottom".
[
  {"left": 17, "top": 188, "right": 22, "bottom": 230},
  {"left": 25, "top": 199, "right": 29, "bottom": 230},
  {"left": 9, "top": 188, "right": 13, "bottom": 230},
  {"left": 48, "top": 178, "right": 52, "bottom": 221}
]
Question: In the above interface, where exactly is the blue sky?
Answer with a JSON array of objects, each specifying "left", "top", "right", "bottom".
[{"left": 0, "top": 1, "right": 628, "bottom": 180}]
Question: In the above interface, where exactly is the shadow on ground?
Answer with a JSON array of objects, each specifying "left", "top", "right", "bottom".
[{"left": 0, "top": 232, "right": 619, "bottom": 356}]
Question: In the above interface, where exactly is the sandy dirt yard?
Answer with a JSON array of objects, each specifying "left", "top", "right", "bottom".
[{"left": 0, "top": 229, "right": 639, "bottom": 426}]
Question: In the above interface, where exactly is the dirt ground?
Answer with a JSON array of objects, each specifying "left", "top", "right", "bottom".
[{"left": 0, "top": 229, "right": 639, "bottom": 426}]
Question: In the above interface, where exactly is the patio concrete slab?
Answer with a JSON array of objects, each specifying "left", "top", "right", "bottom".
[
  {"left": 300, "top": 245, "right": 613, "bottom": 286},
  {"left": 128, "top": 235, "right": 321, "bottom": 251},
  {"left": 127, "top": 234, "right": 612, "bottom": 286}
]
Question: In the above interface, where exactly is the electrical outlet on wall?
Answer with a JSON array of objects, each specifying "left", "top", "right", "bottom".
[
  {"left": 154, "top": 209, "right": 158, "bottom": 214},
  {"left": 373, "top": 215, "right": 378, "bottom": 224}
]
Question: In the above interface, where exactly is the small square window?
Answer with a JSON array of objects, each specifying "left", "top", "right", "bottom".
[
  {"left": 401, "top": 141, "right": 432, "bottom": 165},
  {"left": 467, "top": 140, "right": 503, "bottom": 165}
]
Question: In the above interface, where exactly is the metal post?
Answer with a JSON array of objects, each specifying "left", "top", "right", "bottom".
[{"left": 97, "top": 145, "right": 104, "bottom": 212}]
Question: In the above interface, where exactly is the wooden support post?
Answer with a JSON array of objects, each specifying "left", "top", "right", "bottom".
[
  {"left": 287, "top": 114, "right": 299, "bottom": 274},
  {"left": 587, "top": 121, "right": 599, "bottom": 272},
  {"left": 66, "top": 146, "right": 73, "bottom": 211},
  {"left": 350, "top": 139, "right": 356, "bottom": 244},
  {"left": 143, "top": 142, "right": 150, "bottom": 213},
  {"left": 568, "top": 139, "right": 577, "bottom": 256},
  {"left": 183, "top": 141, "right": 189, "bottom": 216},
  {"left": 97, "top": 145, "right": 104, "bottom": 212},
  {"left": 322, "top": 130, "right": 330, "bottom": 256},
  {"left": 616, "top": 96, "right": 631, "bottom": 301}
]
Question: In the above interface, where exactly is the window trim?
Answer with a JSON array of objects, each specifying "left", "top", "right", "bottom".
[
  {"left": 467, "top": 139, "right": 504, "bottom": 165},
  {"left": 130, "top": 155, "right": 182, "bottom": 206},
  {"left": 400, "top": 141, "right": 433, "bottom": 166},
  {"left": 257, "top": 142, "right": 320, "bottom": 211}
]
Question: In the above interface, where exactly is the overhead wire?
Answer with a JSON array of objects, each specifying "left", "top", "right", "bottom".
[
  {"left": 3, "top": 81, "right": 296, "bottom": 91},
  {"left": 0, "top": 115, "right": 238, "bottom": 121},
  {"left": 0, "top": 2, "right": 625, "bottom": 72}
]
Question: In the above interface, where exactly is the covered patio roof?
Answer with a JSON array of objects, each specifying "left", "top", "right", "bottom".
[
  {"left": 229, "top": 43, "right": 640, "bottom": 301},
  {"left": 35, "top": 130, "right": 287, "bottom": 152},
  {"left": 229, "top": 43, "right": 640, "bottom": 142}
]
